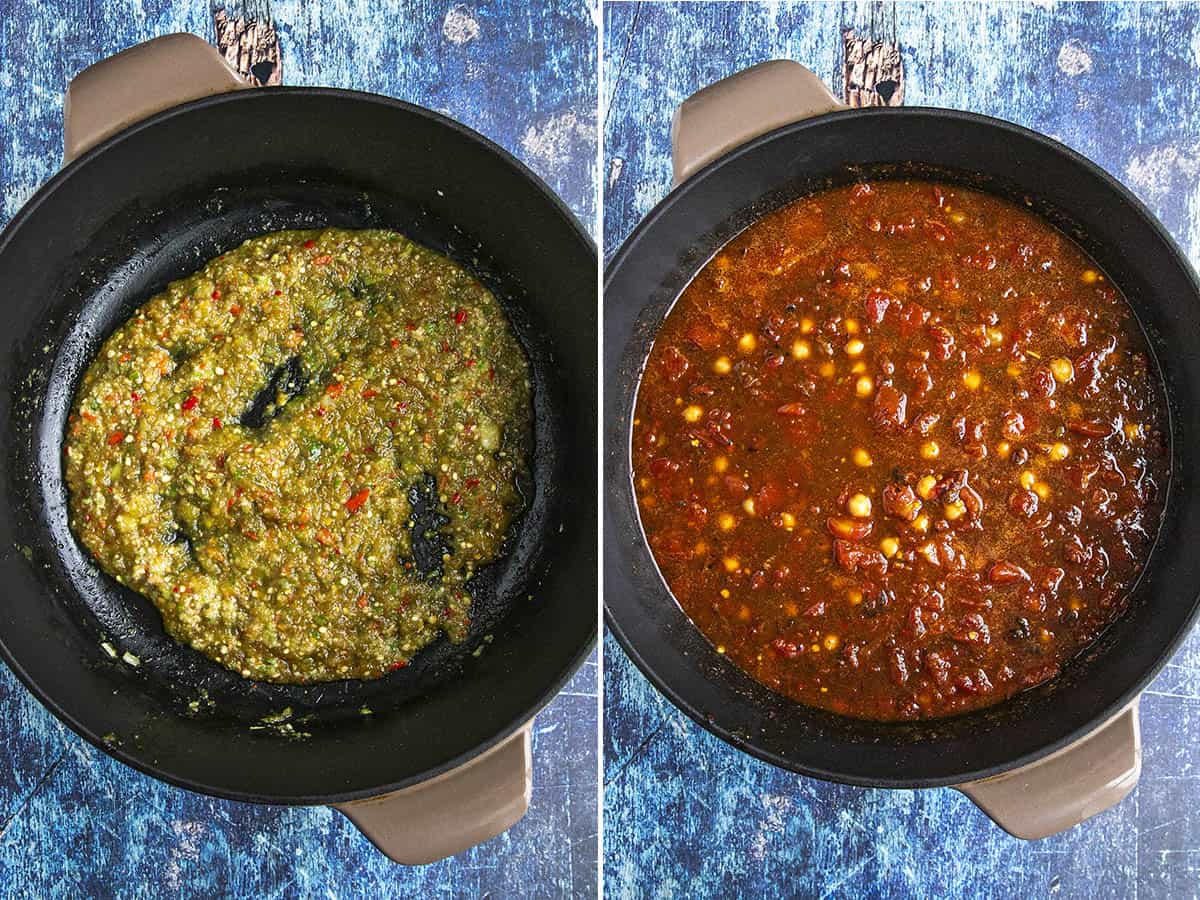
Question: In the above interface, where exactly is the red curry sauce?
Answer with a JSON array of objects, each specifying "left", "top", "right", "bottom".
[{"left": 632, "top": 180, "right": 1168, "bottom": 721}]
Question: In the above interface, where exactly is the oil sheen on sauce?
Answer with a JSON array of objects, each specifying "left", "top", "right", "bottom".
[{"left": 632, "top": 181, "right": 1168, "bottom": 721}]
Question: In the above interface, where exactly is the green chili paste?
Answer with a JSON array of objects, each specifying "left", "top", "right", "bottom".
[{"left": 64, "top": 229, "right": 531, "bottom": 684}]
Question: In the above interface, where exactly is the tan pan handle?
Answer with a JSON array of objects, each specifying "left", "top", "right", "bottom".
[
  {"left": 334, "top": 724, "right": 532, "bottom": 865},
  {"left": 671, "top": 59, "right": 844, "bottom": 185},
  {"left": 957, "top": 701, "right": 1140, "bottom": 839},
  {"left": 64, "top": 32, "right": 249, "bottom": 162}
]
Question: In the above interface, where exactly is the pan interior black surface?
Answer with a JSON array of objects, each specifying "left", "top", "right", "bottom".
[
  {"left": 604, "top": 107, "right": 1200, "bottom": 788},
  {"left": 0, "top": 89, "right": 596, "bottom": 803}
]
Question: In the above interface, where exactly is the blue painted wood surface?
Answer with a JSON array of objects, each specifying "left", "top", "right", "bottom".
[
  {"left": 603, "top": 2, "right": 1200, "bottom": 897},
  {"left": 0, "top": 1, "right": 597, "bottom": 896}
]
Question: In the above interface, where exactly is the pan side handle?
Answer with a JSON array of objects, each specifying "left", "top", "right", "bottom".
[
  {"left": 63, "top": 33, "right": 249, "bottom": 163},
  {"left": 333, "top": 723, "right": 532, "bottom": 865},
  {"left": 671, "top": 59, "right": 844, "bottom": 186},
  {"left": 956, "top": 700, "right": 1141, "bottom": 840}
]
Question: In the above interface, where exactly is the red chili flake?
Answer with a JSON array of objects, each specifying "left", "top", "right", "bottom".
[
  {"left": 130, "top": 391, "right": 140, "bottom": 402},
  {"left": 357, "top": 593, "right": 369, "bottom": 610},
  {"left": 314, "top": 407, "right": 326, "bottom": 417},
  {"left": 181, "top": 395, "right": 199, "bottom": 412},
  {"left": 465, "top": 358, "right": 476, "bottom": 368},
  {"left": 387, "top": 660, "right": 408, "bottom": 672},
  {"left": 324, "top": 382, "right": 344, "bottom": 398},
  {"left": 488, "top": 365, "right": 495, "bottom": 381},
  {"left": 212, "top": 418, "right": 222, "bottom": 430},
  {"left": 361, "top": 388, "right": 379, "bottom": 399},
  {"left": 211, "top": 289, "right": 221, "bottom": 300},
  {"left": 464, "top": 477, "right": 480, "bottom": 489},
  {"left": 345, "top": 488, "right": 370, "bottom": 512},
  {"left": 106, "top": 430, "right": 125, "bottom": 445},
  {"left": 451, "top": 492, "right": 462, "bottom": 505},
  {"left": 228, "top": 304, "right": 242, "bottom": 316},
  {"left": 453, "top": 308, "right": 468, "bottom": 325},
  {"left": 441, "top": 340, "right": 452, "bottom": 353},
  {"left": 390, "top": 338, "right": 401, "bottom": 349},
  {"left": 274, "top": 289, "right": 283, "bottom": 296},
  {"left": 312, "top": 254, "right": 333, "bottom": 266},
  {"left": 242, "top": 530, "right": 260, "bottom": 541},
  {"left": 303, "top": 239, "right": 316, "bottom": 249},
  {"left": 405, "top": 321, "right": 418, "bottom": 332}
]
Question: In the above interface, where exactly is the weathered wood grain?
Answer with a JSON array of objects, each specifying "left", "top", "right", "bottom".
[
  {"left": 212, "top": 2, "right": 283, "bottom": 85},
  {"left": 0, "top": 2, "right": 598, "bottom": 897},
  {"left": 843, "top": 29, "right": 903, "bottom": 106},
  {"left": 603, "top": 2, "right": 1200, "bottom": 898}
]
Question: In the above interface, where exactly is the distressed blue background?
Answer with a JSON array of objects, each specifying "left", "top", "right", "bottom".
[
  {"left": 0, "top": 1, "right": 597, "bottom": 896},
  {"left": 603, "top": 2, "right": 1200, "bottom": 898}
]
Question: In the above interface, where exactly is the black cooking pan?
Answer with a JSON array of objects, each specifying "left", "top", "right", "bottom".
[
  {"left": 604, "top": 60, "right": 1200, "bottom": 838},
  {"left": 0, "top": 35, "right": 595, "bottom": 862}
]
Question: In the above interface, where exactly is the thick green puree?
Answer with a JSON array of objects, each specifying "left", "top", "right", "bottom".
[{"left": 65, "top": 229, "right": 531, "bottom": 683}]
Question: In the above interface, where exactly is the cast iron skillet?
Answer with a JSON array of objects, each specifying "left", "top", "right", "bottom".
[
  {"left": 605, "top": 73, "right": 1200, "bottom": 791},
  {"left": 0, "top": 86, "right": 596, "bottom": 801}
]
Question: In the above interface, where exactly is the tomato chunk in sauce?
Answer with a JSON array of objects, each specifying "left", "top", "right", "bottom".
[{"left": 632, "top": 180, "right": 1168, "bottom": 721}]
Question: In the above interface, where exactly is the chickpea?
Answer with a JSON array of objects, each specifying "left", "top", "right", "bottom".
[
  {"left": 987, "top": 327, "right": 1004, "bottom": 346},
  {"left": 823, "top": 634, "right": 841, "bottom": 652},
  {"left": 912, "top": 514, "right": 930, "bottom": 533},
  {"left": 800, "top": 317, "right": 815, "bottom": 335},
  {"left": 1049, "top": 442, "right": 1070, "bottom": 461},
  {"left": 880, "top": 537, "right": 899, "bottom": 557},
  {"left": 1081, "top": 269, "right": 1101, "bottom": 284},
  {"left": 780, "top": 511, "right": 796, "bottom": 529},
  {"left": 713, "top": 455, "right": 729, "bottom": 473},
  {"left": 683, "top": 404, "right": 704, "bottom": 423},
  {"left": 855, "top": 375, "right": 874, "bottom": 398},
  {"left": 738, "top": 332, "right": 757, "bottom": 353},
  {"left": 847, "top": 590, "right": 863, "bottom": 606},
  {"left": 996, "top": 441, "right": 1011, "bottom": 459},
  {"left": 1006, "top": 361, "right": 1022, "bottom": 378},
  {"left": 852, "top": 448, "right": 873, "bottom": 467},
  {"left": 742, "top": 497, "right": 757, "bottom": 515},
  {"left": 921, "top": 440, "right": 940, "bottom": 460},
  {"left": 791, "top": 339, "right": 811, "bottom": 360},
  {"left": 713, "top": 355, "right": 732, "bottom": 375},
  {"left": 844, "top": 319, "right": 860, "bottom": 335},
  {"left": 845, "top": 339, "right": 865, "bottom": 356},
  {"left": 1124, "top": 422, "right": 1143, "bottom": 441},
  {"left": 1020, "top": 470, "right": 1037, "bottom": 489},
  {"left": 1034, "top": 482, "right": 1052, "bottom": 500},
  {"left": 847, "top": 493, "right": 872, "bottom": 518},
  {"left": 962, "top": 370, "right": 982, "bottom": 390},
  {"left": 819, "top": 361, "right": 836, "bottom": 378},
  {"left": 722, "top": 556, "right": 740, "bottom": 573}
]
